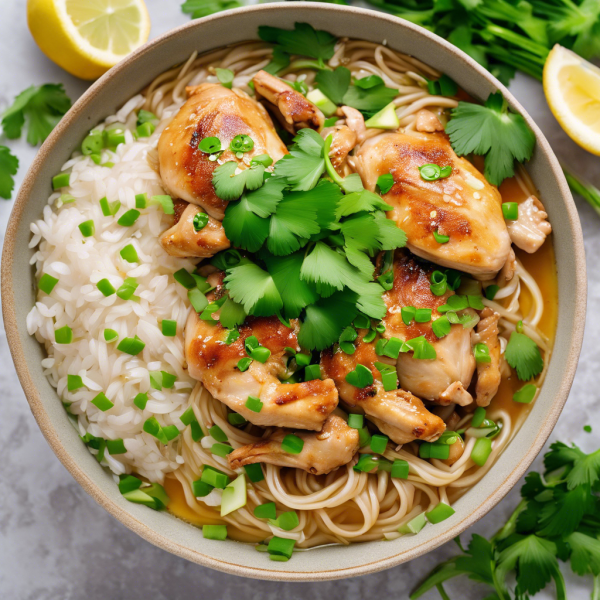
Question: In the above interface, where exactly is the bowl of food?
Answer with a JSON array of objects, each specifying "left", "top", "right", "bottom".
[{"left": 1, "top": 1, "right": 585, "bottom": 581}]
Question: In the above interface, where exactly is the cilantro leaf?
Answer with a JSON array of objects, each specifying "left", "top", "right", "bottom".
[
  {"left": 222, "top": 195, "right": 269, "bottom": 252},
  {"left": 373, "top": 211, "right": 407, "bottom": 250},
  {"left": 298, "top": 291, "right": 357, "bottom": 351},
  {"left": 566, "top": 448, "right": 600, "bottom": 491},
  {"left": 566, "top": 532, "right": 600, "bottom": 577},
  {"left": 0, "top": 146, "right": 19, "bottom": 200},
  {"left": 181, "top": 0, "right": 242, "bottom": 19},
  {"left": 273, "top": 129, "right": 325, "bottom": 191},
  {"left": 445, "top": 92, "right": 536, "bottom": 186},
  {"left": 300, "top": 242, "right": 360, "bottom": 295},
  {"left": 340, "top": 212, "right": 382, "bottom": 252},
  {"left": 2, "top": 84, "right": 71, "bottom": 145},
  {"left": 258, "top": 23, "right": 337, "bottom": 62},
  {"left": 336, "top": 189, "right": 391, "bottom": 219},
  {"left": 224, "top": 263, "right": 283, "bottom": 316},
  {"left": 263, "top": 251, "right": 319, "bottom": 319},
  {"left": 504, "top": 331, "right": 543, "bottom": 381},
  {"left": 213, "top": 161, "right": 265, "bottom": 201},
  {"left": 288, "top": 180, "right": 341, "bottom": 230},
  {"left": 352, "top": 280, "right": 387, "bottom": 320},
  {"left": 537, "top": 485, "right": 592, "bottom": 537},
  {"left": 345, "top": 240, "right": 375, "bottom": 278},
  {"left": 315, "top": 67, "right": 351, "bottom": 105},
  {"left": 263, "top": 47, "right": 291, "bottom": 75},
  {"left": 219, "top": 297, "right": 247, "bottom": 329},
  {"left": 343, "top": 81, "right": 398, "bottom": 115},
  {"left": 244, "top": 178, "right": 286, "bottom": 217}
]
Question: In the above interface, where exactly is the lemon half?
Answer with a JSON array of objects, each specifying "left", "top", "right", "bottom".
[
  {"left": 544, "top": 44, "right": 600, "bottom": 156},
  {"left": 27, "top": 0, "right": 151, "bottom": 80}
]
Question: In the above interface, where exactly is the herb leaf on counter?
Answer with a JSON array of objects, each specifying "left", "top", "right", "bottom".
[
  {"left": 0, "top": 146, "right": 19, "bottom": 200},
  {"left": 181, "top": 0, "right": 242, "bottom": 19},
  {"left": 1, "top": 84, "right": 71, "bottom": 145}
]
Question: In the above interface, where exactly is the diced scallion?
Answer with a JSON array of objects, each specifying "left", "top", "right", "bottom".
[
  {"left": 267, "top": 536, "right": 295, "bottom": 559},
  {"left": 513, "top": 383, "right": 537, "bottom": 404},
  {"left": 161, "top": 319, "right": 177, "bottom": 336},
  {"left": 39, "top": 273, "right": 59, "bottom": 295},
  {"left": 99, "top": 196, "right": 120, "bottom": 216},
  {"left": 281, "top": 434, "right": 304, "bottom": 454},
  {"left": 201, "top": 465, "right": 229, "bottom": 489},
  {"left": 55, "top": 325, "right": 73, "bottom": 344},
  {"left": 370, "top": 434, "right": 388, "bottom": 454},
  {"left": 211, "top": 443, "right": 233, "bottom": 457},
  {"left": 133, "top": 392, "right": 148, "bottom": 409},
  {"left": 348, "top": 414, "right": 364, "bottom": 429},
  {"left": 471, "top": 437, "right": 493, "bottom": 466},
  {"left": 52, "top": 172, "right": 70, "bottom": 189},
  {"left": 117, "top": 335, "right": 145, "bottom": 356},
  {"left": 104, "top": 329, "right": 118, "bottom": 342},
  {"left": 391, "top": 459, "right": 409, "bottom": 479},
  {"left": 116, "top": 277, "right": 138, "bottom": 300},
  {"left": 117, "top": 209, "right": 140, "bottom": 227},
  {"left": 92, "top": 392, "right": 114, "bottom": 411},
  {"left": 254, "top": 502, "right": 277, "bottom": 520},
  {"left": 203, "top": 525, "right": 228, "bottom": 540},
  {"left": 425, "top": 502, "right": 455, "bottom": 524},
  {"left": 244, "top": 463, "right": 264, "bottom": 483},
  {"left": 97, "top": 278, "right": 116, "bottom": 296},
  {"left": 67, "top": 374, "right": 84, "bottom": 391},
  {"left": 78, "top": 219, "right": 95, "bottom": 237},
  {"left": 106, "top": 439, "right": 126, "bottom": 454}
]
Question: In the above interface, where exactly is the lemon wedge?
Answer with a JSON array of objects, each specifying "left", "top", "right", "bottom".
[
  {"left": 27, "top": 0, "right": 151, "bottom": 80},
  {"left": 543, "top": 44, "right": 600, "bottom": 156}
]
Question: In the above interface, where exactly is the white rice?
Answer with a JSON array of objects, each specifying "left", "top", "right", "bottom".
[{"left": 27, "top": 100, "right": 197, "bottom": 483}]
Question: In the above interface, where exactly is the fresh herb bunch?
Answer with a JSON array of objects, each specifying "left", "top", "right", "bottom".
[
  {"left": 411, "top": 441, "right": 600, "bottom": 600},
  {"left": 210, "top": 126, "right": 408, "bottom": 351}
]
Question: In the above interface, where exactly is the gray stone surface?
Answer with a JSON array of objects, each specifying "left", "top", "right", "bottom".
[{"left": 0, "top": 1, "right": 598, "bottom": 598}]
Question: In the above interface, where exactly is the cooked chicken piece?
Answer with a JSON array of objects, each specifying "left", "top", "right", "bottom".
[
  {"left": 472, "top": 308, "right": 502, "bottom": 407},
  {"left": 506, "top": 195, "right": 552, "bottom": 253},
  {"left": 227, "top": 415, "right": 359, "bottom": 475},
  {"left": 324, "top": 124, "right": 357, "bottom": 176},
  {"left": 354, "top": 132, "right": 512, "bottom": 279},
  {"left": 441, "top": 438, "right": 465, "bottom": 467},
  {"left": 253, "top": 70, "right": 324, "bottom": 133},
  {"left": 383, "top": 251, "right": 476, "bottom": 405},
  {"left": 321, "top": 335, "right": 445, "bottom": 445},
  {"left": 496, "top": 248, "right": 516, "bottom": 284},
  {"left": 186, "top": 309, "right": 338, "bottom": 431},
  {"left": 415, "top": 109, "right": 444, "bottom": 133},
  {"left": 339, "top": 106, "right": 367, "bottom": 142},
  {"left": 160, "top": 200, "right": 230, "bottom": 258},
  {"left": 158, "top": 83, "right": 288, "bottom": 220}
]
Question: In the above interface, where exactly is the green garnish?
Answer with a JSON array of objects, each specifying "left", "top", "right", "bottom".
[
  {"left": 150, "top": 195, "right": 174, "bottom": 214},
  {"left": 370, "top": 434, "right": 389, "bottom": 454},
  {"left": 281, "top": 434, "right": 304, "bottom": 454},
  {"left": 418, "top": 163, "right": 452, "bottom": 181},
  {"left": 104, "top": 329, "right": 118, "bottom": 343},
  {"left": 315, "top": 66, "right": 351, "bottom": 104},
  {"left": 116, "top": 277, "right": 138, "bottom": 300},
  {"left": 426, "top": 74, "right": 458, "bottom": 97},
  {"left": 78, "top": 219, "right": 94, "bottom": 237},
  {"left": 432, "top": 229, "right": 449, "bottom": 244},
  {"left": 505, "top": 331, "right": 544, "bottom": 380},
  {"left": 502, "top": 202, "right": 519, "bottom": 220},
  {"left": 203, "top": 525, "right": 227, "bottom": 540},
  {"left": 244, "top": 463, "right": 264, "bottom": 483},
  {"left": 161, "top": 320, "right": 177, "bottom": 337},
  {"left": 513, "top": 383, "right": 537, "bottom": 404},
  {"left": 471, "top": 437, "right": 493, "bottom": 466},
  {"left": 425, "top": 502, "right": 455, "bottom": 524},
  {"left": 192, "top": 212, "right": 209, "bottom": 232},
  {"left": 254, "top": 502, "right": 277, "bottom": 520},
  {"left": 213, "top": 161, "right": 265, "bottom": 200},
  {"left": 0, "top": 146, "right": 19, "bottom": 199},
  {"left": 391, "top": 460, "right": 409, "bottom": 479},
  {"left": 67, "top": 374, "right": 84, "bottom": 391},
  {"left": 181, "top": 0, "right": 242, "bottom": 20},
  {"left": 215, "top": 67, "right": 234, "bottom": 89},
  {"left": 119, "top": 244, "right": 138, "bottom": 263},
  {"left": 55, "top": 325, "right": 73, "bottom": 344},
  {"left": 474, "top": 342, "right": 492, "bottom": 363},
  {"left": 97, "top": 278, "right": 116, "bottom": 296},
  {"left": 133, "top": 393, "right": 148, "bottom": 410},
  {"left": 348, "top": 414, "right": 364, "bottom": 429},
  {"left": 91, "top": 392, "right": 114, "bottom": 412},
  {"left": 230, "top": 134, "right": 254, "bottom": 154},
  {"left": 99, "top": 196, "right": 120, "bottom": 216},
  {"left": 39, "top": 273, "right": 59, "bottom": 295},
  {"left": 116, "top": 335, "right": 145, "bottom": 356},
  {"left": 117, "top": 209, "right": 140, "bottom": 227},
  {"left": 345, "top": 364, "right": 374, "bottom": 388},
  {"left": 445, "top": 92, "right": 536, "bottom": 186},
  {"left": 376, "top": 173, "right": 394, "bottom": 194}
]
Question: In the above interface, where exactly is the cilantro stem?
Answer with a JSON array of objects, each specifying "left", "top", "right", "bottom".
[
  {"left": 492, "top": 498, "right": 527, "bottom": 543},
  {"left": 323, "top": 134, "right": 346, "bottom": 189},
  {"left": 563, "top": 167, "right": 600, "bottom": 216},
  {"left": 593, "top": 574, "right": 600, "bottom": 600}
]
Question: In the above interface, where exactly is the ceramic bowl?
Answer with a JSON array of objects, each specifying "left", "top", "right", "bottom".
[{"left": 1, "top": 1, "right": 586, "bottom": 581}]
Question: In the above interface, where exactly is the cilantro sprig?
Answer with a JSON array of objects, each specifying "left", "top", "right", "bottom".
[
  {"left": 445, "top": 92, "right": 536, "bottom": 186},
  {"left": 505, "top": 330, "right": 544, "bottom": 381},
  {"left": 0, "top": 146, "right": 19, "bottom": 200},
  {"left": 412, "top": 440, "right": 600, "bottom": 600}
]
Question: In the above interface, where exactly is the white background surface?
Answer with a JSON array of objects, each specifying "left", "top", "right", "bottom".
[{"left": 0, "top": 1, "right": 598, "bottom": 598}]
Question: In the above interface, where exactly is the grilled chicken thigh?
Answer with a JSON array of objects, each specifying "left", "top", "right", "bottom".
[
  {"left": 185, "top": 281, "right": 338, "bottom": 430},
  {"left": 158, "top": 83, "right": 288, "bottom": 219},
  {"left": 253, "top": 70, "right": 324, "bottom": 133},
  {"left": 354, "top": 132, "right": 512, "bottom": 279},
  {"left": 321, "top": 335, "right": 445, "bottom": 445},
  {"left": 472, "top": 307, "right": 502, "bottom": 407},
  {"left": 383, "top": 251, "right": 476, "bottom": 405},
  {"left": 160, "top": 200, "right": 230, "bottom": 258},
  {"left": 228, "top": 415, "right": 359, "bottom": 475}
]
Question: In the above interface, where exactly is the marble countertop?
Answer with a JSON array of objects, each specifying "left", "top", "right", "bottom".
[{"left": 1, "top": 2, "right": 598, "bottom": 598}]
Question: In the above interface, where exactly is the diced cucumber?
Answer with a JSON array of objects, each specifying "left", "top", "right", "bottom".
[
  {"left": 365, "top": 102, "right": 399, "bottom": 129},
  {"left": 306, "top": 89, "right": 337, "bottom": 117}
]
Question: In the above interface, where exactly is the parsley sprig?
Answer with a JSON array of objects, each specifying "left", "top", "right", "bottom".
[
  {"left": 210, "top": 127, "right": 407, "bottom": 350},
  {"left": 412, "top": 441, "right": 600, "bottom": 600}
]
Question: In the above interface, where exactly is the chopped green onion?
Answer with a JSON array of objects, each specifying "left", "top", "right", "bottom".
[
  {"left": 161, "top": 319, "right": 177, "bottom": 336},
  {"left": 374, "top": 362, "right": 398, "bottom": 391},
  {"left": 377, "top": 269, "right": 394, "bottom": 291},
  {"left": 135, "top": 193, "right": 147, "bottom": 209},
  {"left": 97, "top": 278, "right": 116, "bottom": 296},
  {"left": 117, "top": 335, "right": 145, "bottom": 356},
  {"left": 345, "top": 363, "right": 374, "bottom": 388},
  {"left": 224, "top": 329, "right": 240, "bottom": 345},
  {"left": 294, "top": 352, "right": 311, "bottom": 367},
  {"left": 485, "top": 285, "right": 499, "bottom": 300},
  {"left": 433, "top": 229, "right": 449, "bottom": 244},
  {"left": 474, "top": 343, "right": 491, "bottom": 363},
  {"left": 67, "top": 374, "right": 84, "bottom": 391},
  {"left": 513, "top": 383, "right": 537, "bottom": 404},
  {"left": 199, "top": 137, "right": 221, "bottom": 153},
  {"left": 381, "top": 337, "right": 403, "bottom": 359},
  {"left": 471, "top": 437, "right": 493, "bottom": 466},
  {"left": 116, "top": 277, "right": 138, "bottom": 300},
  {"left": 228, "top": 412, "right": 247, "bottom": 426},
  {"left": 391, "top": 459, "right": 409, "bottom": 479},
  {"left": 39, "top": 273, "right": 59, "bottom": 295},
  {"left": 419, "top": 442, "right": 450, "bottom": 460},
  {"left": 251, "top": 154, "right": 273, "bottom": 167},
  {"left": 150, "top": 195, "right": 174, "bottom": 214},
  {"left": 192, "top": 479, "right": 213, "bottom": 497},
  {"left": 81, "top": 131, "right": 103, "bottom": 155},
  {"left": 425, "top": 502, "right": 455, "bottom": 524},
  {"left": 90, "top": 153, "right": 102, "bottom": 165},
  {"left": 358, "top": 426, "right": 371, "bottom": 448},
  {"left": 430, "top": 270, "right": 447, "bottom": 296},
  {"left": 106, "top": 439, "right": 127, "bottom": 454},
  {"left": 353, "top": 454, "right": 379, "bottom": 473},
  {"left": 267, "top": 536, "right": 295, "bottom": 559},
  {"left": 401, "top": 306, "right": 416, "bottom": 325},
  {"left": 137, "top": 109, "right": 157, "bottom": 125},
  {"left": 78, "top": 220, "right": 95, "bottom": 237},
  {"left": 221, "top": 474, "right": 247, "bottom": 516},
  {"left": 323, "top": 116, "right": 339, "bottom": 128},
  {"left": 281, "top": 434, "right": 304, "bottom": 455},
  {"left": 432, "top": 316, "right": 451, "bottom": 338},
  {"left": 354, "top": 314, "right": 370, "bottom": 329},
  {"left": 149, "top": 370, "right": 176, "bottom": 390},
  {"left": 502, "top": 202, "right": 519, "bottom": 220},
  {"left": 254, "top": 502, "right": 277, "bottom": 520},
  {"left": 419, "top": 164, "right": 442, "bottom": 181},
  {"left": 193, "top": 212, "right": 209, "bottom": 232},
  {"left": 348, "top": 414, "right": 364, "bottom": 429},
  {"left": 215, "top": 67, "right": 235, "bottom": 88},
  {"left": 271, "top": 511, "right": 299, "bottom": 531},
  {"left": 133, "top": 392, "right": 148, "bottom": 410},
  {"left": 209, "top": 425, "right": 228, "bottom": 442},
  {"left": 376, "top": 173, "right": 394, "bottom": 194},
  {"left": 180, "top": 406, "right": 197, "bottom": 426},
  {"left": 398, "top": 512, "right": 427, "bottom": 534},
  {"left": 136, "top": 122, "right": 155, "bottom": 138},
  {"left": 173, "top": 268, "right": 196, "bottom": 289},
  {"left": 250, "top": 346, "right": 271, "bottom": 363},
  {"left": 92, "top": 392, "right": 114, "bottom": 412},
  {"left": 230, "top": 134, "right": 254, "bottom": 154},
  {"left": 244, "top": 463, "right": 264, "bottom": 483},
  {"left": 117, "top": 209, "right": 140, "bottom": 227},
  {"left": 55, "top": 325, "right": 73, "bottom": 344},
  {"left": 119, "top": 244, "right": 138, "bottom": 263},
  {"left": 119, "top": 475, "right": 142, "bottom": 494},
  {"left": 52, "top": 172, "right": 70, "bottom": 189},
  {"left": 191, "top": 421, "right": 204, "bottom": 441},
  {"left": 237, "top": 357, "right": 252, "bottom": 372},
  {"left": 415, "top": 308, "right": 432, "bottom": 323},
  {"left": 471, "top": 407, "right": 486, "bottom": 428},
  {"left": 99, "top": 196, "right": 120, "bottom": 216},
  {"left": 188, "top": 288, "right": 208, "bottom": 313},
  {"left": 203, "top": 525, "right": 227, "bottom": 540},
  {"left": 516, "top": 320, "right": 524, "bottom": 333},
  {"left": 370, "top": 434, "right": 388, "bottom": 454},
  {"left": 201, "top": 465, "right": 230, "bottom": 489},
  {"left": 104, "top": 128, "right": 125, "bottom": 148},
  {"left": 211, "top": 443, "right": 233, "bottom": 458},
  {"left": 304, "top": 364, "right": 321, "bottom": 380}
]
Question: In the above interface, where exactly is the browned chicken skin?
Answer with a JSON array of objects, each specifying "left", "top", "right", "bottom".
[
  {"left": 383, "top": 251, "right": 476, "bottom": 405},
  {"left": 185, "top": 306, "right": 338, "bottom": 430},
  {"left": 228, "top": 414, "right": 360, "bottom": 475},
  {"left": 472, "top": 307, "right": 502, "bottom": 407},
  {"left": 325, "top": 124, "right": 357, "bottom": 176},
  {"left": 354, "top": 132, "right": 512, "bottom": 279},
  {"left": 321, "top": 334, "right": 445, "bottom": 445},
  {"left": 253, "top": 70, "right": 324, "bottom": 133},
  {"left": 160, "top": 200, "right": 230, "bottom": 258},
  {"left": 158, "top": 83, "right": 288, "bottom": 219}
]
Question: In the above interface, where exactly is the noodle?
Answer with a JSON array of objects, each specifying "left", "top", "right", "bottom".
[{"left": 137, "top": 39, "right": 554, "bottom": 548}]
